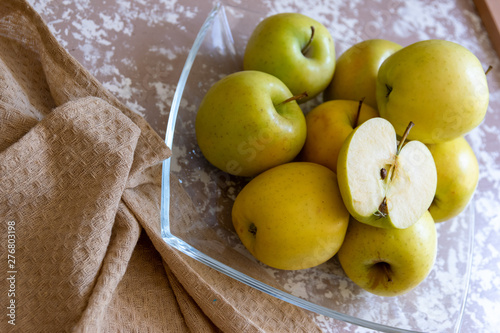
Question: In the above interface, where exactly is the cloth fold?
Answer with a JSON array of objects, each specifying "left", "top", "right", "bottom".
[{"left": 0, "top": 0, "right": 321, "bottom": 332}]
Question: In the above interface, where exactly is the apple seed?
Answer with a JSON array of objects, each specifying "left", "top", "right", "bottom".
[
  {"left": 380, "top": 168, "right": 387, "bottom": 180},
  {"left": 378, "top": 197, "right": 389, "bottom": 216}
]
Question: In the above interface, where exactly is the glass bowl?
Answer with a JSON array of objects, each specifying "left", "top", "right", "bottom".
[{"left": 160, "top": 3, "right": 474, "bottom": 332}]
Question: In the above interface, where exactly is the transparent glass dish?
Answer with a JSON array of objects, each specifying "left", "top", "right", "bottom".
[{"left": 160, "top": 3, "right": 474, "bottom": 332}]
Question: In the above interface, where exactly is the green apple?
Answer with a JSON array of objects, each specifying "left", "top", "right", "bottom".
[
  {"left": 299, "top": 99, "right": 378, "bottom": 173},
  {"left": 232, "top": 162, "right": 349, "bottom": 270},
  {"left": 243, "top": 13, "right": 335, "bottom": 103},
  {"left": 324, "top": 39, "right": 402, "bottom": 109},
  {"left": 376, "top": 39, "right": 489, "bottom": 144},
  {"left": 338, "top": 211, "right": 437, "bottom": 297},
  {"left": 427, "top": 137, "right": 479, "bottom": 222},
  {"left": 337, "top": 117, "right": 437, "bottom": 229},
  {"left": 195, "top": 70, "right": 307, "bottom": 177}
]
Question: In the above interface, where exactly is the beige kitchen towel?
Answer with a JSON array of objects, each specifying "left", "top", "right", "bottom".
[{"left": 0, "top": 0, "right": 322, "bottom": 332}]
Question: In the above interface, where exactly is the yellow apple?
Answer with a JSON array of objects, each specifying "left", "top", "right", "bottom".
[
  {"left": 338, "top": 211, "right": 437, "bottom": 297},
  {"left": 243, "top": 13, "right": 336, "bottom": 103},
  {"left": 377, "top": 39, "right": 489, "bottom": 144},
  {"left": 324, "top": 39, "right": 402, "bottom": 109},
  {"left": 195, "top": 71, "right": 306, "bottom": 177},
  {"left": 232, "top": 162, "right": 349, "bottom": 270},
  {"left": 427, "top": 137, "right": 479, "bottom": 222},
  {"left": 299, "top": 99, "right": 378, "bottom": 173}
]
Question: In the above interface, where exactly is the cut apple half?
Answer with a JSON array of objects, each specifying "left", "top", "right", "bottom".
[{"left": 337, "top": 117, "right": 437, "bottom": 229}]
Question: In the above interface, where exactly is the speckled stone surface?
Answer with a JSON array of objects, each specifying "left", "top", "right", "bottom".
[{"left": 28, "top": 0, "right": 499, "bottom": 332}]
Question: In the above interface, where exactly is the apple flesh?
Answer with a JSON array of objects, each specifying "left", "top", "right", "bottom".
[
  {"left": 232, "top": 162, "right": 349, "bottom": 270},
  {"left": 338, "top": 211, "right": 437, "bottom": 297},
  {"left": 243, "top": 13, "right": 336, "bottom": 103},
  {"left": 337, "top": 117, "right": 437, "bottom": 229},
  {"left": 195, "top": 70, "right": 306, "bottom": 177}
]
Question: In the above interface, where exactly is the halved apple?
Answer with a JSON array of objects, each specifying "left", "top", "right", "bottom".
[{"left": 337, "top": 117, "right": 437, "bottom": 229}]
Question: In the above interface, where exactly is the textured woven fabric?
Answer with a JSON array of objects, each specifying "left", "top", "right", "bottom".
[{"left": 0, "top": 0, "right": 321, "bottom": 332}]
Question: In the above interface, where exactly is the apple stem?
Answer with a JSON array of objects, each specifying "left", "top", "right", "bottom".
[
  {"left": 485, "top": 65, "right": 493, "bottom": 75},
  {"left": 376, "top": 124, "right": 414, "bottom": 216},
  {"left": 301, "top": 26, "right": 315, "bottom": 55},
  {"left": 353, "top": 97, "right": 365, "bottom": 128},
  {"left": 397, "top": 121, "right": 415, "bottom": 155},
  {"left": 277, "top": 91, "right": 309, "bottom": 105}
]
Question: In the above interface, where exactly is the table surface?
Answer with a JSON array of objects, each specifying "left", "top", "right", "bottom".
[{"left": 29, "top": 0, "right": 500, "bottom": 332}]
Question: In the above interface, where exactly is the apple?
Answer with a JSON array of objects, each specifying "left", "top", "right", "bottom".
[
  {"left": 299, "top": 99, "right": 379, "bottom": 173},
  {"left": 195, "top": 70, "right": 307, "bottom": 177},
  {"left": 232, "top": 162, "right": 350, "bottom": 270},
  {"left": 337, "top": 117, "right": 437, "bottom": 229},
  {"left": 427, "top": 136, "right": 479, "bottom": 222},
  {"left": 324, "top": 39, "right": 402, "bottom": 110},
  {"left": 338, "top": 211, "right": 437, "bottom": 297},
  {"left": 376, "top": 39, "right": 489, "bottom": 144},
  {"left": 243, "top": 13, "right": 336, "bottom": 103}
]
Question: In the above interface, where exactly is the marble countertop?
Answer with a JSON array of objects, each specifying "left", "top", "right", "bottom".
[{"left": 28, "top": 0, "right": 499, "bottom": 332}]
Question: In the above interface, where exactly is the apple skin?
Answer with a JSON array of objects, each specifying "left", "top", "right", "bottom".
[
  {"left": 232, "top": 162, "right": 350, "bottom": 270},
  {"left": 299, "top": 99, "right": 379, "bottom": 173},
  {"left": 376, "top": 39, "right": 489, "bottom": 144},
  {"left": 427, "top": 137, "right": 479, "bottom": 222},
  {"left": 338, "top": 211, "right": 437, "bottom": 297},
  {"left": 324, "top": 39, "right": 402, "bottom": 110},
  {"left": 243, "top": 13, "right": 335, "bottom": 103},
  {"left": 195, "top": 70, "right": 306, "bottom": 177}
]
